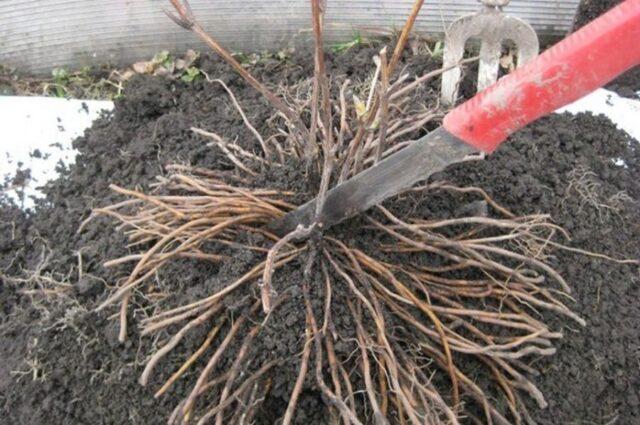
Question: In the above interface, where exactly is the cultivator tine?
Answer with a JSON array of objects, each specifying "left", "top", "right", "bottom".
[{"left": 441, "top": 0, "right": 539, "bottom": 105}]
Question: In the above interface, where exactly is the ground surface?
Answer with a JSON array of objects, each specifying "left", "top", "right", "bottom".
[
  {"left": 2, "top": 3, "right": 640, "bottom": 424},
  {"left": 573, "top": 0, "right": 639, "bottom": 99}
]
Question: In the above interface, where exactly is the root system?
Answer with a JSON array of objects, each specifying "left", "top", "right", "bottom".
[{"left": 73, "top": 1, "right": 640, "bottom": 424}]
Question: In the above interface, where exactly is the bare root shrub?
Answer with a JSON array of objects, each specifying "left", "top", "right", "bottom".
[{"left": 81, "top": 0, "right": 636, "bottom": 423}]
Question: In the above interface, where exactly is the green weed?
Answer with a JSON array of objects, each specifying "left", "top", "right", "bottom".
[{"left": 330, "top": 32, "right": 364, "bottom": 54}]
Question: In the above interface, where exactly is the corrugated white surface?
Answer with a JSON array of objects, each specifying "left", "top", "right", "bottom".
[{"left": 1, "top": 0, "right": 580, "bottom": 75}]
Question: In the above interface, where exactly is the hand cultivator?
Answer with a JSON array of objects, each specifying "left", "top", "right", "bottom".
[{"left": 440, "top": 0, "right": 539, "bottom": 106}]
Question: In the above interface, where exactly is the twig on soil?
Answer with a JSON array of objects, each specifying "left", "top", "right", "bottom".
[
  {"left": 191, "top": 127, "right": 262, "bottom": 174},
  {"left": 205, "top": 78, "right": 270, "bottom": 156},
  {"left": 196, "top": 130, "right": 258, "bottom": 175}
]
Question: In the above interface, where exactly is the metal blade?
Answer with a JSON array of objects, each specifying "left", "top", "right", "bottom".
[{"left": 268, "top": 127, "right": 477, "bottom": 237}]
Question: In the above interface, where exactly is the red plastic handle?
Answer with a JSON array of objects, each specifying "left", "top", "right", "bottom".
[{"left": 443, "top": 0, "right": 640, "bottom": 153}]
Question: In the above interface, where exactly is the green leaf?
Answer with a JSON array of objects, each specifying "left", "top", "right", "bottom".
[
  {"left": 152, "top": 50, "right": 171, "bottom": 66},
  {"left": 431, "top": 41, "right": 444, "bottom": 59},
  {"left": 330, "top": 32, "right": 362, "bottom": 55},
  {"left": 180, "top": 67, "right": 201, "bottom": 82},
  {"left": 54, "top": 85, "right": 66, "bottom": 98}
]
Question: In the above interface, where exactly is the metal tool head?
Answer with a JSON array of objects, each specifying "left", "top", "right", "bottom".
[{"left": 441, "top": 0, "right": 539, "bottom": 105}]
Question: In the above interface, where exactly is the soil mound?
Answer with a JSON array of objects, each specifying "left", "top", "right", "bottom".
[{"left": 2, "top": 31, "right": 639, "bottom": 425}]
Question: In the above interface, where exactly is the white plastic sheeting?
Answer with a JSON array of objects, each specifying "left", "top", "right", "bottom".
[
  {"left": 1, "top": 0, "right": 580, "bottom": 75},
  {"left": 0, "top": 97, "right": 113, "bottom": 207}
]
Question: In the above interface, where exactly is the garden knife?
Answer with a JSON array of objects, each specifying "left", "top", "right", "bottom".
[{"left": 269, "top": 0, "right": 640, "bottom": 237}]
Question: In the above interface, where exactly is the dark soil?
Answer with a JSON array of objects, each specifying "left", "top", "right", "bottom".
[
  {"left": 444, "top": 114, "right": 640, "bottom": 424},
  {"left": 574, "top": 0, "right": 640, "bottom": 99},
  {"left": 574, "top": 0, "right": 623, "bottom": 29},
  {"left": 2, "top": 11, "right": 640, "bottom": 425}
]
